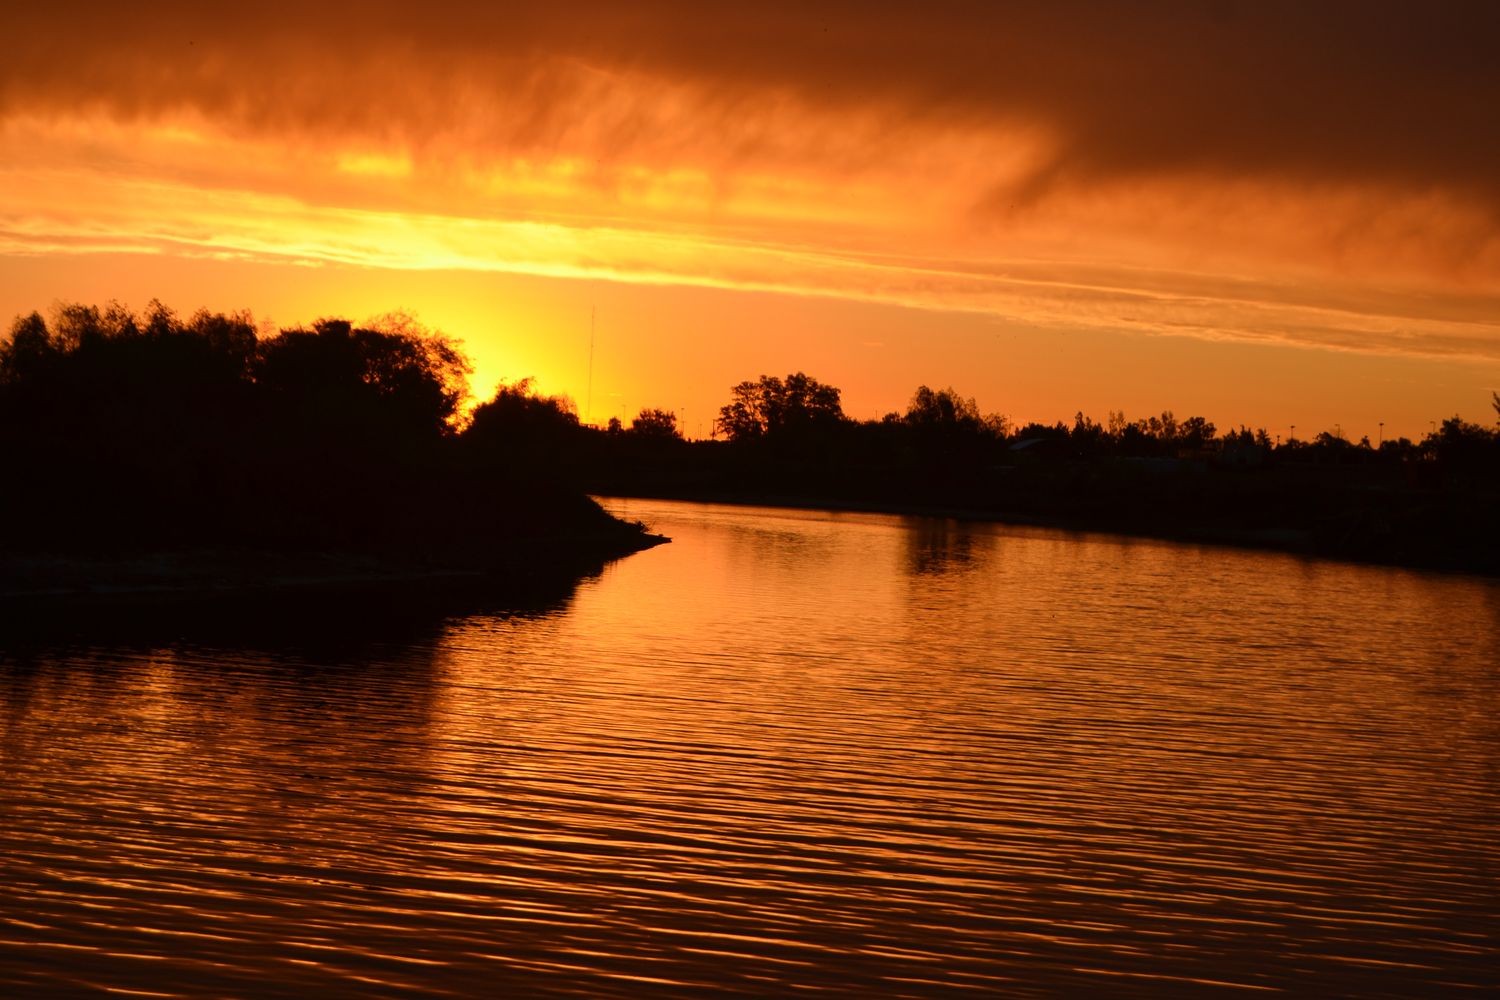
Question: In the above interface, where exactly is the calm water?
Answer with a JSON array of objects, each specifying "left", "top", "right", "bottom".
[{"left": 2, "top": 498, "right": 1497, "bottom": 997}]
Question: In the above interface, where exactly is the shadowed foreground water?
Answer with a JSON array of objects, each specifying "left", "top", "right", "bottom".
[{"left": 2, "top": 498, "right": 1497, "bottom": 997}]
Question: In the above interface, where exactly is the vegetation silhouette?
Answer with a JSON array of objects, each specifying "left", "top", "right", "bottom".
[
  {"left": 585, "top": 374, "right": 1500, "bottom": 574},
  {"left": 0, "top": 302, "right": 657, "bottom": 600},
  {"left": 716, "top": 372, "right": 843, "bottom": 441},
  {"left": 629, "top": 408, "right": 681, "bottom": 440},
  {"left": 5, "top": 300, "right": 1497, "bottom": 582}
]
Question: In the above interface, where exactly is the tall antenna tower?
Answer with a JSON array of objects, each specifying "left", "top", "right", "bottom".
[{"left": 586, "top": 306, "right": 595, "bottom": 426}]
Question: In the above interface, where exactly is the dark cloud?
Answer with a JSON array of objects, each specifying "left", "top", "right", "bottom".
[{"left": 4, "top": 2, "right": 1499, "bottom": 206}]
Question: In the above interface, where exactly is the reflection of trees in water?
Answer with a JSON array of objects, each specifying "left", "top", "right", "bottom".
[
  {"left": 0, "top": 593, "right": 572, "bottom": 994},
  {"left": 905, "top": 517, "right": 992, "bottom": 576},
  {"left": 0, "top": 586, "right": 578, "bottom": 822},
  {"left": 4, "top": 579, "right": 581, "bottom": 655}
]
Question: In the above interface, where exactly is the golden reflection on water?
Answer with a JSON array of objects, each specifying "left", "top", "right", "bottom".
[{"left": 1, "top": 498, "right": 1497, "bottom": 997}]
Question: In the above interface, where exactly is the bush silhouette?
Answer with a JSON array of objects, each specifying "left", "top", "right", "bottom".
[{"left": 0, "top": 302, "right": 639, "bottom": 559}]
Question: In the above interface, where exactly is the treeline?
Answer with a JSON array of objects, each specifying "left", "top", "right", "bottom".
[
  {"left": 587, "top": 370, "right": 1500, "bottom": 487},
  {"left": 4, "top": 303, "right": 1496, "bottom": 572},
  {"left": 0, "top": 302, "right": 643, "bottom": 561},
  {"left": 590, "top": 370, "right": 1500, "bottom": 467},
  {"left": 584, "top": 372, "right": 1500, "bottom": 572}
]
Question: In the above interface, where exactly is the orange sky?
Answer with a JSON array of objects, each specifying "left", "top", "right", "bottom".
[{"left": 3, "top": 1, "right": 1498, "bottom": 440}]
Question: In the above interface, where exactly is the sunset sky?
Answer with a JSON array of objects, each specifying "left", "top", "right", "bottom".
[{"left": 3, "top": 2, "right": 1498, "bottom": 440}]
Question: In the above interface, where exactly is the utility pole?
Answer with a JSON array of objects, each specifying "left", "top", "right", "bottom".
[{"left": 1378, "top": 421, "right": 1384, "bottom": 447}]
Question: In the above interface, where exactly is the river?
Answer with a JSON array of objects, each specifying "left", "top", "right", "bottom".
[{"left": 2, "top": 498, "right": 1497, "bottom": 996}]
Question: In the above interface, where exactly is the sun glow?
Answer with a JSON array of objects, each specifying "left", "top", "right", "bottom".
[{"left": 2, "top": 3, "right": 1499, "bottom": 439}]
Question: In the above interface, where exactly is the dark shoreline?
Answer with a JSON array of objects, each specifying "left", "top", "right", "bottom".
[{"left": 0, "top": 528, "right": 669, "bottom": 613}]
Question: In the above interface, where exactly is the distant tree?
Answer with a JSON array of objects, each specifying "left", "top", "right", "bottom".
[
  {"left": 906, "top": 386, "right": 980, "bottom": 428},
  {"left": 0, "top": 312, "right": 53, "bottom": 383},
  {"left": 466, "top": 378, "right": 578, "bottom": 438},
  {"left": 1159, "top": 412, "right": 1180, "bottom": 441},
  {"left": 630, "top": 407, "right": 681, "bottom": 439},
  {"left": 1178, "top": 415, "right": 1217, "bottom": 451},
  {"left": 1428, "top": 415, "right": 1497, "bottom": 472},
  {"left": 1222, "top": 426, "right": 1271, "bottom": 452},
  {"left": 1070, "top": 411, "right": 1108, "bottom": 454},
  {"left": 463, "top": 378, "right": 584, "bottom": 481},
  {"left": 1379, "top": 436, "right": 1417, "bottom": 458},
  {"left": 99, "top": 301, "right": 139, "bottom": 340},
  {"left": 982, "top": 413, "right": 1011, "bottom": 439},
  {"left": 51, "top": 302, "right": 105, "bottom": 351},
  {"left": 255, "top": 316, "right": 470, "bottom": 438},
  {"left": 716, "top": 372, "right": 842, "bottom": 441},
  {"left": 1104, "top": 410, "right": 1156, "bottom": 455},
  {"left": 184, "top": 307, "right": 258, "bottom": 374},
  {"left": 1014, "top": 420, "right": 1070, "bottom": 441}
]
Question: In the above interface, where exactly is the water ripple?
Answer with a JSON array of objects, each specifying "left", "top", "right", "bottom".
[{"left": 2, "top": 499, "right": 1497, "bottom": 996}]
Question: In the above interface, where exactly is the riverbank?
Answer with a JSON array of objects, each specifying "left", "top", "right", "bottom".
[
  {"left": 597, "top": 485, "right": 1497, "bottom": 576},
  {"left": 0, "top": 527, "right": 668, "bottom": 611}
]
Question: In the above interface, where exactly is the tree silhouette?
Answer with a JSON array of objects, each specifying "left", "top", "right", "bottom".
[
  {"left": 0, "top": 312, "right": 53, "bottom": 383},
  {"left": 0, "top": 302, "right": 651, "bottom": 557},
  {"left": 716, "top": 372, "right": 842, "bottom": 441},
  {"left": 630, "top": 407, "right": 681, "bottom": 439},
  {"left": 905, "top": 385, "right": 981, "bottom": 428},
  {"left": 254, "top": 316, "right": 469, "bottom": 441},
  {"left": 463, "top": 378, "right": 585, "bottom": 484},
  {"left": 466, "top": 378, "right": 579, "bottom": 439},
  {"left": 1178, "top": 415, "right": 1217, "bottom": 451}
]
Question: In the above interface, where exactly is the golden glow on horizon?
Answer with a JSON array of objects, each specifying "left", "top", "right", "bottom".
[
  {"left": 4, "top": 113, "right": 1496, "bottom": 365},
  {"left": 2, "top": 3, "right": 1498, "bottom": 440}
]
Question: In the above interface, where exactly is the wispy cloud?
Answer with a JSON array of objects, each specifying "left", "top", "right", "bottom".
[
  {"left": 5, "top": 154, "right": 1497, "bottom": 362},
  {"left": 6, "top": 3, "right": 1496, "bottom": 196},
  {"left": 2, "top": 1, "right": 1497, "bottom": 362}
]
